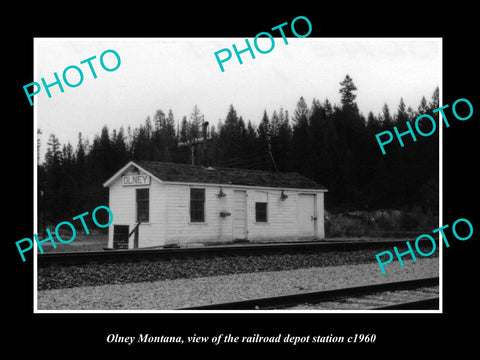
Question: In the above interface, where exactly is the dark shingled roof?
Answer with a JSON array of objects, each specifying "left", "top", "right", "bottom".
[{"left": 134, "top": 161, "right": 326, "bottom": 190}]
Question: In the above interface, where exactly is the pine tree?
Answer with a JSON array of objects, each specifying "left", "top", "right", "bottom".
[
  {"left": 308, "top": 100, "right": 325, "bottom": 180},
  {"left": 381, "top": 103, "right": 393, "bottom": 128},
  {"left": 151, "top": 110, "right": 175, "bottom": 162},
  {"left": 418, "top": 96, "right": 428, "bottom": 115},
  {"left": 416, "top": 88, "right": 439, "bottom": 211},
  {"left": 257, "top": 110, "right": 270, "bottom": 149},
  {"left": 269, "top": 110, "right": 281, "bottom": 171},
  {"left": 75, "top": 132, "right": 86, "bottom": 174},
  {"left": 153, "top": 111, "right": 165, "bottom": 132},
  {"left": 339, "top": 74, "right": 358, "bottom": 110},
  {"left": 59, "top": 142, "right": 75, "bottom": 214},
  {"left": 179, "top": 116, "right": 188, "bottom": 143},
  {"left": 290, "top": 97, "right": 310, "bottom": 173},
  {"left": 126, "top": 125, "right": 133, "bottom": 154},
  {"left": 131, "top": 124, "right": 150, "bottom": 160},
  {"left": 236, "top": 116, "right": 250, "bottom": 168},
  {"left": 167, "top": 109, "right": 175, "bottom": 130},
  {"left": 45, "top": 133, "right": 62, "bottom": 167},
  {"left": 428, "top": 87, "right": 439, "bottom": 113},
  {"left": 62, "top": 143, "right": 75, "bottom": 165},
  {"left": 44, "top": 134, "right": 63, "bottom": 224},
  {"left": 99, "top": 125, "right": 115, "bottom": 176},
  {"left": 270, "top": 110, "right": 280, "bottom": 137},
  {"left": 396, "top": 98, "right": 408, "bottom": 124},
  {"left": 144, "top": 116, "right": 153, "bottom": 140},
  {"left": 366, "top": 111, "right": 381, "bottom": 134},
  {"left": 257, "top": 110, "right": 271, "bottom": 170},
  {"left": 112, "top": 126, "right": 128, "bottom": 168},
  {"left": 245, "top": 120, "right": 258, "bottom": 161},
  {"left": 177, "top": 115, "right": 191, "bottom": 163},
  {"left": 218, "top": 105, "right": 242, "bottom": 166},
  {"left": 293, "top": 96, "right": 309, "bottom": 126},
  {"left": 276, "top": 112, "right": 291, "bottom": 171},
  {"left": 189, "top": 105, "right": 203, "bottom": 140},
  {"left": 334, "top": 76, "right": 366, "bottom": 207},
  {"left": 163, "top": 109, "right": 176, "bottom": 162},
  {"left": 73, "top": 132, "right": 87, "bottom": 217}
]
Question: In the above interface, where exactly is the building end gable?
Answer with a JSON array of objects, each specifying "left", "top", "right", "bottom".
[{"left": 103, "top": 161, "right": 163, "bottom": 188}]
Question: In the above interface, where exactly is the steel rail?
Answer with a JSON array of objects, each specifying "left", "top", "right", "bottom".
[
  {"left": 178, "top": 277, "right": 440, "bottom": 310},
  {"left": 37, "top": 239, "right": 420, "bottom": 267},
  {"left": 373, "top": 297, "right": 439, "bottom": 310}
]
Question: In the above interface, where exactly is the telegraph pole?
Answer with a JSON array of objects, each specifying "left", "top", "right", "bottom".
[
  {"left": 266, "top": 123, "right": 278, "bottom": 172},
  {"left": 178, "top": 121, "right": 211, "bottom": 166}
]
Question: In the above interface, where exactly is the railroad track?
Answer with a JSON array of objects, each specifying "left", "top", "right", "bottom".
[
  {"left": 37, "top": 239, "right": 418, "bottom": 267},
  {"left": 178, "top": 277, "right": 440, "bottom": 311}
]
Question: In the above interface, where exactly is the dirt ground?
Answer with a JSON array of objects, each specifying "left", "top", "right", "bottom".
[{"left": 39, "top": 232, "right": 108, "bottom": 252}]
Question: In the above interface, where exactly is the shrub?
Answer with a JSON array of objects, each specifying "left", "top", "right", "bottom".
[{"left": 325, "top": 207, "right": 438, "bottom": 238}]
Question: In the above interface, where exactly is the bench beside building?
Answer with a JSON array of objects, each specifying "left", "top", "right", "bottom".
[{"left": 103, "top": 160, "right": 327, "bottom": 249}]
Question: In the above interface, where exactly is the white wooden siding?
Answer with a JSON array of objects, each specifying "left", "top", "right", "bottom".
[
  {"left": 107, "top": 171, "right": 326, "bottom": 248},
  {"left": 315, "top": 192, "right": 325, "bottom": 238},
  {"left": 165, "top": 184, "right": 233, "bottom": 244},
  {"left": 247, "top": 190, "right": 299, "bottom": 241},
  {"left": 107, "top": 170, "right": 165, "bottom": 248}
]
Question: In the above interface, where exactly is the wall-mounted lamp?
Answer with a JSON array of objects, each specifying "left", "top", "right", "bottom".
[
  {"left": 280, "top": 190, "right": 288, "bottom": 201},
  {"left": 217, "top": 187, "right": 226, "bottom": 198},
  {"left": 219, "top": 211, "right": 231, "bottom": 218}
]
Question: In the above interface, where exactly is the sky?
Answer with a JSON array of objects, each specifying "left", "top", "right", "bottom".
[{"left": 35, "top": 37, "right": 441, "bottom": 162}]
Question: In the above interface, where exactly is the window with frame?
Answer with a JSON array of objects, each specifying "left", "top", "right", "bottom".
[
  {"left": 190, "top": 188, "right": 205, "bottom": 222},
  {"left": 255, "top": 202, "right": 267, "bottom": 222},
  {"left": 136, "top": 188, "right": 149, "bottom": 222}
]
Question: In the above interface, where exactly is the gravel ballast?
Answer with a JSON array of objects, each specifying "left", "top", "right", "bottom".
[
  {"left": 37, "top": 257, "right": 439, "bottom": 310},
  {"left": 38, "top": 248, "right": 437, "bottom": 290}
]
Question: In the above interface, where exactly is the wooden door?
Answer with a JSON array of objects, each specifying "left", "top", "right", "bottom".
[
  {"left": 113, "top": 225, "right": 129, "bottom": 249},
  {"left": 233, "top": 190, "right": 247, "bottom": 240},
  {"left": 298, "top": 194, "right": 316, "bottom": 237}
]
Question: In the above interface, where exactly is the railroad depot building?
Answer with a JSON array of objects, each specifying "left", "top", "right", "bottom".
[{"left": 103, "top": 161, "right": 327, "bottom": 249}]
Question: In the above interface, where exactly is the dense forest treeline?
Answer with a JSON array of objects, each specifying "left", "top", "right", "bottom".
[{"left": 38, "top": 75, "right": 439, "bottom": 226}]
